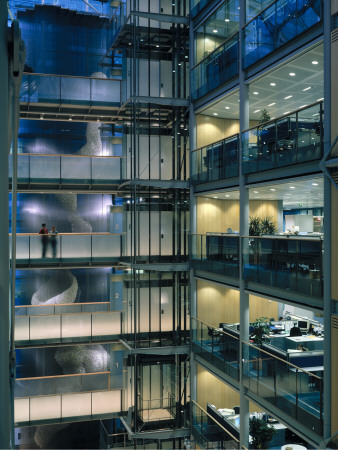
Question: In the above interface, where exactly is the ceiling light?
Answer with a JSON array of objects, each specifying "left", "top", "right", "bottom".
[
  {"left": 253, "top": 191, "right": 258, "bottom": 194},
  {"left": 68, "top": 116, "right": 72, "bottom": 121},
  {"left": 213, "top": 29, "right": 218, "bottom": 33},
  {"left": 213, "top": 112, "right": 218, "bottom": 116},
  {"left": 225, "top": 194, "right": 230, "bottom": 197},
  {"left": 213, "top": 196, "right": 218, "bottom": 199},
  {"left": 270, "top": 83, "right": 276, "bottom": 86},
  {"left": 253, "top": 91, "right": 259, "bottom": 95},
  {"left": 299, "top": 105, "right": 307, "bottom": 108},
  {"left": 289, "top": 72, "right": 296, "bottom": 76},
  {"left": 302, "top": 86, "right": 311, "bottom": 91},
  {"left": 312, "top": 113, "right": 319, "bottom": 116},
  {"left": 270, "top": 188, "right": 276, "bottom": 191},
  {"left": 225, "top": 106, "right": 230, "bottom": 109},
  {"left": 156, "top": 45, "right": 159, "bottom": 48},
  {"left": 270, "top": 117, "right": 275, "bottom": 120},
  {"left": 253, "top": 109, "right": 260, "bottom": 113},
  {"left": 284, "top": 95, "right": 292, "bottom": 99},
  {"left": 317, "top": 98, "right": 324, "bottom": 101},
  {"left": 312, "top": 183, "right": 318, "bottom": 186},
  {"left": 225, "top": 18, "right": 229, "bottom": 22},
  {"left": 283, "top": 111, "right": 290, "bottom": 115},
  {"left": 312, "top": 60, "right": 319, "bottom": 65},
  {"left": 289, "top": 186, "right": 295, "bottom": 189},
  {"left": 40, "top": 114, "right": 43, "bottom": 120},
  {"left": 268, "top": 102, "right": 276, "bottom": 106}
]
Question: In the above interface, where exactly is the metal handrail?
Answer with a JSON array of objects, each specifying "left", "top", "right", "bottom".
[
  {"left": 192, "top": 316, "right": 239, "bottom": 340},
  {"left": 191, "top": 133, "right": 239, "bottom": 154}
]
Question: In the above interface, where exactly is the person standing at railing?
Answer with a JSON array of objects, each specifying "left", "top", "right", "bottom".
[
  {"left": 49, "top": 225, "right": 59, "bottom": 258},
  {"left": 38, "top": 223, "right": 49, "bottom": 258}
]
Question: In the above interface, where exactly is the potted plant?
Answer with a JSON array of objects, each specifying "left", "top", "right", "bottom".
[
  {"left": 249, "top": 216, "right": 277, "bottom": 265},
  {"left": 251, "top": 317, "right": 271, "bottom": 346},
  {"left": 249, "top": 416, "right": 276, "bottom": 449}
]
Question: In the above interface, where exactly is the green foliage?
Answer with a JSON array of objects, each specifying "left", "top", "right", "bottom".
[
  {"left": 249, "top": 216, "right": 277, "bottom": 236},
  {"left": 249, "top": 416, "right": 276, "bottom": 449},
  {"left": 258, "top": 108, "right": 271, "bottom": 125},
  {"left": 251, "top": 316, "right": 271, "bottom": 346}
]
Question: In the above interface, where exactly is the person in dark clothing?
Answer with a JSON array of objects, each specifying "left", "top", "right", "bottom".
[
  {"left": 39, "top": 223, "right": 49, "bottom": 258},
  {"left": 49, "top": 225, "right": 59, "bottom": 258}
]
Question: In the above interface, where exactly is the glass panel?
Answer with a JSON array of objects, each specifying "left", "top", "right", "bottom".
[
  {"left": 61, "top": 77, "right": 90, "bottom": 103},
  {"left": 242, "top": 341, "right": 323, "bottom": 437},
  {"left": 244, "top": 0, "right": 322, "bottom": 68},
  {"left": 16, "top": 235, "right": 30, "bottom": 262},
  {"left": 92, "top": 157, "right": 121, "bottom": 182},
  {"left": 92, "top": 312, "right": 121, "bottom": 336},
  {"left": 30, "top": 155, "right": 60, "bottom": 181},
  {"left": 243, "top": 236, "right": 323, "bottom": 300},
  {"left": 242, "top": 103, "right": 323, "bottom": 174},
  {"left": 61, "top": 235, "right": 91, "bottom": 260},
  {"left": 91, "top": 79, "right": 120, "bottom": 104},
  {"left": 92, "top": 235, "right": 121, "bottom": 260},
  {"left": 61, "top": 156, "right": 91, "bottom": 182},
  {"left": 32, "top": 75, "right": 61, "bottom": 103},
  {"left": 61, "top": 313, "right": 91, "bottom": 338}
]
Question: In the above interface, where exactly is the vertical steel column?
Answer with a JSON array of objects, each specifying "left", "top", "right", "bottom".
[
  {"left": 323, "top": 0, "right": 332, "bottom": 440},
  {"left": 239, "top": 0, "right": 249, "bottom": 447},
  {"left": 0, "top": 3, "right": 10, "bottom": 449}
]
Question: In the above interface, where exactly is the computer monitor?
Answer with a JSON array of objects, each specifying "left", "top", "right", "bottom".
[{"left": 298, "top": 320, "right": 308, "bottom": 331}]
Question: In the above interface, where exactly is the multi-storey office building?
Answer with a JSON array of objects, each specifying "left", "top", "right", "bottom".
[
  {"left": 1, "top": 0, "right": 337, "bottom": 449},
  {"left": 189, "top": 0, "right": 337, "bottom": 449}
]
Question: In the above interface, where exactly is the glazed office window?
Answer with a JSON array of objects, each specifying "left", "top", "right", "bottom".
[
  {"left": 194, "top": 0, "right": 239, "bottom": 65},
  {"left": 243, "top": 0, "right": 322, "bottom": 68}
]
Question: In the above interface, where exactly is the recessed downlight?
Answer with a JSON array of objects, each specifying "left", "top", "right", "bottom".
[
  {"left": 213, "top": 196, "right": 218, "bottom": 199},
  {"left": 213, "top": 112, "right": 218, "bottom": 116},
  {"left": 213, "top": 29, "right": 218, "bottom": 33},
  {"left": 289, "top": 186, "right": 295, "bottom": 189},
  {"left": 253, "top": 91, "right": 259, "bottom": 95},
  {"left": 225, "top": 106, "right": 230, "bottom": 110},
  {"left": 312, "top": 183, "right": 318, "bottom": 186},
  {"left": 225, "top": 18, "right": 229, "bottom": 22},
  {"left": 225, "top": 194, "right": 230, "bottom": 198},
  {"left": 284, "top": 95, "right": 292, "bottom": 99},
  {"left": 270, "top": 83, "right": 276, "bottom": 86},
  {"left": 270, "top": 188, "right": 276, "bottom": 191},
  {"left": 268, "top": 102, "right": 276, "bottom": 106},
  {"left": 312, "top": 60, "right": 319, "bottom": 65},
  {"left": 289, "top": 72, "right": 296, "bottom": 76},
  {"left": 253, "top": 109, "right": 260, "bottom": 113},
  {"left": 253, "top": 191, "right": 258, "bottom": 194},
  {"left": 302, "top": 86, "right": 311, "bottom": 91}
]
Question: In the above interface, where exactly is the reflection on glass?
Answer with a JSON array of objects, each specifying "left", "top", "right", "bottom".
[
  {"left": 242, "top": 341, "right": 323, "bottom": 437},
  {"left": 242, "top": 103, "right": 323, "bottom": 174},
  {"left": 191, "top": 134, "right": 239, "bottom": 184},
  {"left": 244, "top": 0, "right": 322, "bottom": 68}
]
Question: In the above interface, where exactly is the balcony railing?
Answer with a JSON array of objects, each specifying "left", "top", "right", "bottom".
[
  {"left": 243, "top": 0, "right": 322, "bottom": 68},
  {"left": 191, "top": 33, "right": 239, "bottom": 100},
  {"left": 242, "top": 102, "right": 323, "bottom": 174},
  {"left": 243, "top": 235, "right": 323, "bottom": 300},
  {"left": 15, "top": 310, "right": 122, "bottom": 344},
  {"left": 107, "top": 1, "right": 127, "bottom": 47},
  {"left": 191, "top": 234, "right": 239, "bottom": 279},
  {"left": 242, "top": 340, "right": 323, "bottom": 437},
  {"left": 192, "top": 317, "right": 240, "bottom": 381},
  {"left": 11, "top": 233, "right": 123, "bottom": 266},
  {"left": 20, "top": 73, "right": 121, "bottom": 107},
  {"left": 9, "top": 154, "right": 123, "bottom": 186},
  {"left": 191, "top": 134, "right": 239, "bottom": 184},
  {"left": 15, "top": 301, "right": 111, "bottom": 316},
  {"left": 14, "top": 372, "right": 122, "bottom": 425},
  {"left": 191, "top": 400, "right": 240, "bottom": 449},
  {"left": 190, "top": 0, "right": 210, "bottom": 18}
]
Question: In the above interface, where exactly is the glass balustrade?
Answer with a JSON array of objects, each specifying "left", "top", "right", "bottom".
[
  {"left": 191, "top": 135, "right": 239, "bottom": 184},
  {"left": 108, "top": 1, "right": 127, "bottom": 46},
  {"left": 15, "top": 311, "right": 122, "bottom": 344},
  {"left": 243, "top": 0, "right": 322, "bottom": 68},
  {"left": 242, "top": 341, "right": 323, "bottom": 437},
  {"left": 191, "top": 234, "right": 239, "bottom": 279},
  {"left": 242, "top": 236, "right": 323, "bottom": 300},
  {"left": 15, "top": 302, "right": 111, "bottom": 316},
  {"left": 191, "top": 401, "right": 240, "bottom": 449},
  {"left": 192, "top": 318, "right": 240, "bottom": 381},
  {"left": 242, "top": 103, "right": 323, "bottom": 174},
  {"left": 15, "top": 372, "right": 111, "bottom": 398},
  {"left": 191, "top": 0, "right": 212, "bottom": 18},
  {"left": 14, "top": 384, "right": 122, "bottom": 425},
  {"left": 9, "top": 154, "right": 122, "bottom": 185},
  {"left": 20, "top": 74, "right": 121, "bottom": 106},
  {"left": 9, "top": 0, "right": 110, "bottom": 16},
  {"left": 13, "top": 233, "right": 122, "bottom": 265},
  {"left": 191, "top": 34, "right": 239, "bottom": 100}
]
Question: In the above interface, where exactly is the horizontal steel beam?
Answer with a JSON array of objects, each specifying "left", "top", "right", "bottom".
[{"left": 130, "top": 11, "right": 189, "bottom": 25}]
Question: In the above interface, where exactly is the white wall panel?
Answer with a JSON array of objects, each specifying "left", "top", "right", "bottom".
[
  {"left": 30, "top": 315, "right": 60, "bottom": 340},
  {"left": 14, "top": 398, "right": 29, "bottom": 424},
  {"left": 61, "top": 314, "right": 91, "bottom": 338},
  {"left": 30, "top": 395, "right": 61, "bottom": 421},
  {"left": 92, "top": 390, "right": 121, "bottom": 414},
  {"left": 62, "top": 392, "right": 91, "bottom": 418}
]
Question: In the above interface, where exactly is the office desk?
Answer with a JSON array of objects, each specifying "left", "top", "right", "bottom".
[{"left": 286, "top": 336, "right": 323, "bottom": 343}]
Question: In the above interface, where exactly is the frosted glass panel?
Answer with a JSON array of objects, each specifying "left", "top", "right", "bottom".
[
  {"left": 30, "top": 155, "right": 60, "bottom": 180},
  {"left": 30, "top": 395, "right": 61, "bottom": 421},
  {"left": 30, "top": 235, "right": 46, "bottom": 259},
  {"left": 34, "top": 76, "right": 60, "bottom": 102},
  {"left": 61, "top": 235, "right": 91, "bottom": 258},
  {"left": 92, "top": 235, "right": 120, "bottom": 258},
  {"left": 15, "top": 316, "right": 29, "bottom": 341},
  {"left": 16, "top": 155, "right": 30, "bottom": 181},
  {"left": 91, "top": 79, "right": 120, "bottom": 103},
  {"left": 61, "top": 313, "right": 91, "bottom": 338},
  {"left": 14, "top": 398, "right": 29, "bottom": 424},
  {"left": 62, "top": 392, "right": 91, "bottom": 418},
  {"left": 55, "top": 376, "right": 82, "bottom": 394},
  {"left": 92, "top": 390, "right": 121, "bottom": 414},
  {"left": 92, "top": 157, "right": 121, "bottom": 181},
  {"left": 30, "top": 315, "right": 60, "bottom": 340},
  {"left": 61, "top": 157, "right": 91, "bottom": 181},
  {"left": 16, "top": 236, "right": 29, "bottom": 260},
  {"left": 61, "top": 77, "right": 90, "bottom": 102},
  {"left": 92, "top": 312, "right": 121, "bottom": 336}
]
